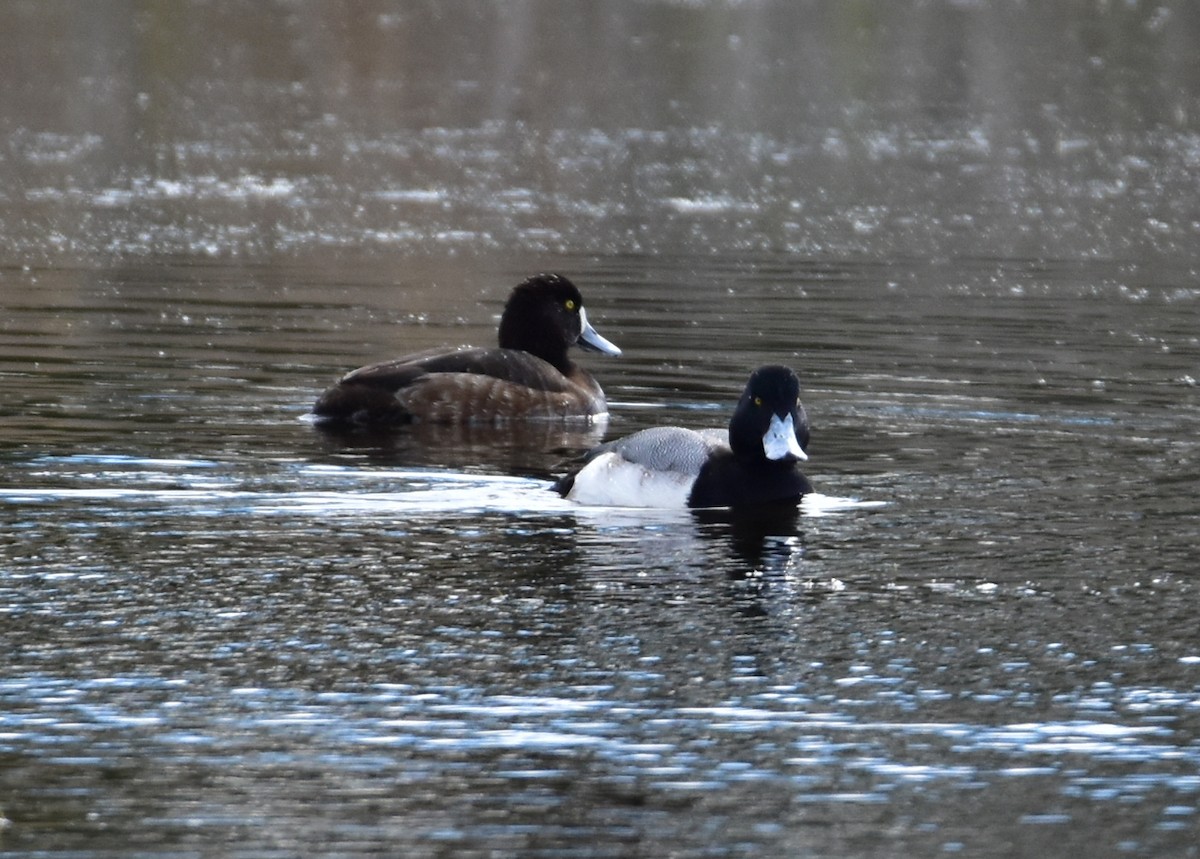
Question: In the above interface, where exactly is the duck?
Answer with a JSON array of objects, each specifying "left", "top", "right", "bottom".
[
  {"left": 313, "top": 273, "right": 621, "bottom": 425},
  {"left": 553, "top": 365, "right": 812, "bottom": 508}
]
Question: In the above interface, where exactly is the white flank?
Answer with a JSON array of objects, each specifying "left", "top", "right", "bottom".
[{"left": 565, "top": 451, "right": 693, "bottom": 508}]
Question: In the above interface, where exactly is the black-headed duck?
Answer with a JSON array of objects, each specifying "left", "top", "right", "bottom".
[{"left": 314, "top": 273, "right": 620, "bottom": 425}]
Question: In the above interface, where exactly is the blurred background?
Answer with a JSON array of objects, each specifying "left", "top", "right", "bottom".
[
  {"left": 3, "top": 3, "right": 1200, "bottom": 858},
  {"left": 4, "top": 0, "right": 1199, "bottom": 268}
]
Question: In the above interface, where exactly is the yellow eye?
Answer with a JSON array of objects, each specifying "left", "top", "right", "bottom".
[
  {"left": 754, "top": 396, "right": 763, "bottom": 406},
  {"left": 565, "top": 299, "right": 577, "bottom": 311}
]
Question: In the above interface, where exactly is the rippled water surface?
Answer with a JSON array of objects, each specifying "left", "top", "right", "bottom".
[{"left": 3, "top": 2, "right": 1200, "bottom": 857}]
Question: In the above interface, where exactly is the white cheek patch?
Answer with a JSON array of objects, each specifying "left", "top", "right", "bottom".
[
  {"left": 763, "top": 413, "right": 807, "bottom": 461},
  {"left": 565, "top": 451, "right": 693, "bottom": 508}
]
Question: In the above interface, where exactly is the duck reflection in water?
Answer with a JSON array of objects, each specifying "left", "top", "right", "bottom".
[
  {"left": 693, "top": 504, "right": 806, "bottom": 574},
  {"left": 313, "top": 419, "right": 607, "bottom": 479}
]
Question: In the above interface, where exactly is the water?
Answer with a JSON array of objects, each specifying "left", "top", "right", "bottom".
[{"left": 3, "top": 2, "right": 1200, "bottom": 857}]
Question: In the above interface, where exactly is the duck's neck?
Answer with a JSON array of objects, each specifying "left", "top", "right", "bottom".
[{"left": 499, "top": 329, "right": 572, "bottom": 373}]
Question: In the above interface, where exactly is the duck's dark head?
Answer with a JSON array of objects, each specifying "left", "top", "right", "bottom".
[
  {"left": 728, "top": 365, "right": 810, "bottom": 464},
  {"left": 498, "top": 273, "right": 621, "bottom": 371}
]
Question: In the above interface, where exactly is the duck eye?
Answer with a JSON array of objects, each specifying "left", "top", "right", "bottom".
[
  {"left": 564, "top": 299, "right": 577, "bottom": 311},
  {"left": 753, "top": 396, "right": 763, "bottom": 407}
]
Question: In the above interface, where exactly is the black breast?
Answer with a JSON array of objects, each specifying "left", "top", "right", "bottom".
[{"left": 687, "top": 452, "right": 812, "bottom": 508}]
